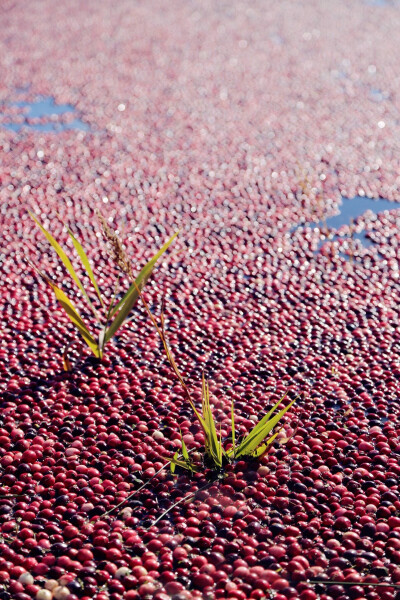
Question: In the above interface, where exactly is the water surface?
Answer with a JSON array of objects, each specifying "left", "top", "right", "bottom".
[
  {"left": 294, "top": 196, "right": 400, "bottom": 257},
  {"left": 1, "top": 95, "right": 89, "bottom": 132}
]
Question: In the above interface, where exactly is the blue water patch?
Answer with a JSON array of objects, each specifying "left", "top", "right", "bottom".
[
  {"left": 293, "top": 196, "right": 400, "bottom": 257},
  {"left": 1, "top": 96, "right": 89, "bottom": 132},
  {"left": 315, "top": 196, "right": 398, "bottom": 230},
  {"left": 15, "top": 98, "right": 77, "bottom": 119},
  {"left": 370, "top": 89, "right": 388, "bottom": 102}
]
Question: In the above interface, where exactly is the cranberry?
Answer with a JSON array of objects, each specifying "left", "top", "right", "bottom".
[{"left": 3, "top": 6, "right": 400, "bottom": 599}]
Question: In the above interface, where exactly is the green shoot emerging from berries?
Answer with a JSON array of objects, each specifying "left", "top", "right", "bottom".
[
  {"left": 28, "top": 211, "right": 177, "bottom": 364},
  {"left": 137, "top": 294, "right": 300, "bottom": 474}
]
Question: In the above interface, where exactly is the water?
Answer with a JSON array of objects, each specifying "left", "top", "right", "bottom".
[
  {"left": 1, "top": 96, "right": 89, "bottom": 132},
  {"left": 314, "top": 196, "right": 398, "bottom": 230},
  {"left": 369, "top": 88, "right": 388, "bottom": 103},
  {"left": 293, "top": 196, "right": 400, "bottom": 257}
]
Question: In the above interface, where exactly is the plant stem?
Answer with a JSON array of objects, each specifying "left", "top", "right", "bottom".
[
  {"left": 150, "top": 482, "right": 210, "bottom": 528},
  {"left": 103, "top": 447, "right": 197, "bottom": 517}
]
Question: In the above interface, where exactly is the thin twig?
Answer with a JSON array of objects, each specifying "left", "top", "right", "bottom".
[
  {"left": 102, "top": 447, "right": 197, "bottom": 517},
  {"left": 150, "top": 482, "right": 211, "bottom": 528},
  {"left": 310, "top": 581, "right": 400, "bottom": 590},
  {"left": 0, "top": 495, "right": 25, "bottom": 499},
  {"left": 62, "top": 339, "right": 85, "bottom": 372},
  {"left": 136, "top": 288, "right": 192, "bottom": 402}
]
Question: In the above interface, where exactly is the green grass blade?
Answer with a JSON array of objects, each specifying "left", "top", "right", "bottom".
[
  {"left": 219, "top": 423, "right": 226, "bottom": 462},
  {"left": 108, "top": 289, "right": 127, "bottom": 319},
  {"left": 170, "top": 451, "right": 179, "bottom": 475},
  {"left": 114, "top": 230, "right": 178, "bottom": 321},
  {"left": 262, "top": 390, "right": 289, "bottom": 423},
  {"left": 234, "top": 396, "right": 297, "bottom": 458},
  {"left": 203, "top": 378, "right": 214, "bottom": 453},
  {"left": 98, "top": 280, "right": 121, "bottom": 355},
  {"left": 48, "top": 280, "right": 101, "bottom": 357},
  {"left": 66, "top": 227, "right": 105, "bottom": 308},
  {"left": 30, "top": 212, "right": 98, "bottom": 316},
  {"left": 202, "top": 376, "right": 223, "bottom": 468},
  {"left": 191, "top": 376, "right": 214, "bottom": 462},
  {"left": 62, "top": 348, "right": 72, "bottom": 372},
  {"left": 106, "top": 278, "right": 120, "bottom": 322},
  {"left": 233, "top": 391, "right": 290, "bottom": 452},
  {"left": 200, "top": 379, "right": 209, "bottom": 452},
  {"left": 252, "top": 426, "right": 284, "bottom": 458},
  {"left": 104, "top": 231, "right": 178, "bottom": 344},
  {"left": 181, "top": 432, "right": 190, "bottom": 463},
  {"left": 189, "top": 399, "right": 207, "bottom": 432},
  {"left": 235, "top": 394, "right": 299, "bottom": 458},
  {"left": 181, "top": 436, "right": 195, "bottom": 473},
  {"left": 226, "top": 393, "right": 291, "bottom": 459},
  {"left": 170, "top": 451, "right": 195, "bottom": 474}
]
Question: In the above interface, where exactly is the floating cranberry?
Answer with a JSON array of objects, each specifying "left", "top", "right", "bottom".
[{"left": 2, "top": 5, "right": 400, "bottom": 599}]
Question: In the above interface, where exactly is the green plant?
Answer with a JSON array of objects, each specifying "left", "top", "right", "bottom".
[
  {"left": 136, "top": 294, "right": 299, "bottom": 474},
  {"left": 29, "top": 211, "right": 178, "bottom": 363},
  {"left": 170, "top": 374, "right": 298, "bottom": 473}
]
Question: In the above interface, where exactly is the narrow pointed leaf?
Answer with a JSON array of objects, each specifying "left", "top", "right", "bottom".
[
  {"left": 98, "top": 330, "right": 106, "bottom": 355},
  {"left": 227, "top": 392, "right": 299, "bottom": 458},
  {"left": 234, "top": 396, "right": 297, "bottom": 458},
  {"left": 202, "top": 376, "right": 223, "bottom": 467},
  {"left": 262, "top": 391, "right": 289, "bottom": 423},
  {"left": 170, "top": 454, "right": 194, "bottom": 474},
  {"left": 232, "top": 391, "right": 296, "bottom": 455},
  {"left": 30, "top": 212, "right": 97, "bottom": 314},
  {"left": 252, "top": 426, "right": 284, "bottom": 458},
  {"left": 108, "top": 290, "right": 127, "bottom": 320},
  {"left": 66, "top": 227, "right": 105, "bottom": 307},
  {"left": 104, "top": 231, "right": 178, "bottom": 343},
  {"left": 46, "top": 279, "right": 100, "bottom": 357},
  {"left": 113, "top": 230, "right": 178, "bottom": 321},
  {"left": 174, "top": 458, "right": 191, "bottom": 470},
  {"left": 181, "top": 433, "right": 190, "bottom": 463},
  {"left": 170, "top": 452, "right": 179, "bottom": 475},
  {"left": 190, "top": 376, "right": 214, "bottom": 461},
  {"left": 189, "top": 399, "right": 207, "bottom": 433},
  {"left": 219, "top": 423, "right": 226, "bottom": 461},
  {"left": 106, "top": 278, "right": 120, "bottom": 322},
  {"left": 62, "top": 348, "right": 72, "bottom": 372},
  {"left": 236, "top": 400, "right": 295, "bottom": 457}
]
